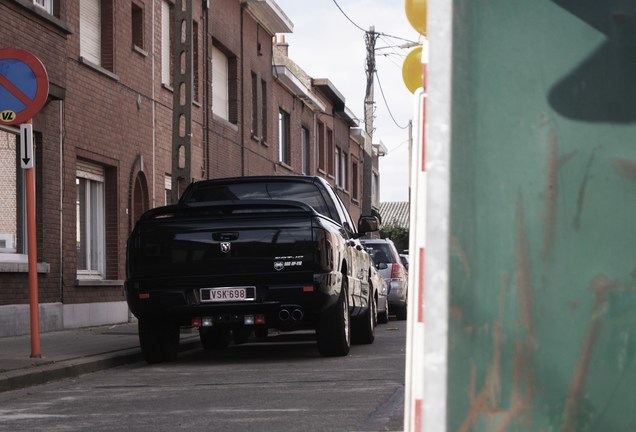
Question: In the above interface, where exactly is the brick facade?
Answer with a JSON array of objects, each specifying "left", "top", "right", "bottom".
[{"left": 0, "top": 0, "right": 376, "bottom": 336}]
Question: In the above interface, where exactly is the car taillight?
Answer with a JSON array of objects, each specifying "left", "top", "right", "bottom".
[{"left": 391, "top": 263, "right": 403, "bottom": 279}]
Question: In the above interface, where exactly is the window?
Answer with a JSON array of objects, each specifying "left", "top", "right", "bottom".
[
  {"left": 211, "top": 45, "right": 229, "bottom": 121},
  {"left": 251, "top": 72, "right": 258, "bottom": 136},
  {"left": 372, "top": 171, "right": 380, "bottom": 207},
  {"left": 161, "top": 0, "right": 173, "bottom": 86},
  {"left": 261, "top": 79, "right": 268, "bottom": 142},
  {"left": 335, "top": 147, "right": 340, "bottom": 186},
  {"left": 80, "top": 0, "right": 114, "bottom": 70},
  {"left": 33, "top": 0, "right": 53, "bottom": 14},
  {"left": 327, "top": 129, "right": 334, "bottom": 176},
  {"left": 278, "top": 109, "right": 291, "bottom": 165},
  {"left": 76, "top": 161, "right": 105, "bottom": 278},
  {"left": 301, "top": 126, "right": 310, "bottom": 175},
  {"left": 165, "top": 174, "right": 172, "bottom": 205},
  {"left": 132, "top": 2, "right": 144, "bottom": 50},
  {"left": 317, "top": 121, "right": 325, "bottom": 172},
  {"left": 0, "top": 129, "right": 24, "bottom": 257},
  {"left": 337, "top": 149, "right": 348, "bottom": 190},
  {"left": 211, "top": 44, "right": 238, "bottom": 124},
  {"left": 352, "top": 160, "right": 359, "bottom": 200}
]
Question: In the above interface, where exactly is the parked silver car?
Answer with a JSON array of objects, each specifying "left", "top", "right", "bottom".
[{"left": 361, "top": 238, "right": 408, "bottom": 320}]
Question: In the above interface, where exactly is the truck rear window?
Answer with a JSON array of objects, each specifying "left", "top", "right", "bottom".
[{"left": 181, "top": 181, "right": 333, "bottom": 219}]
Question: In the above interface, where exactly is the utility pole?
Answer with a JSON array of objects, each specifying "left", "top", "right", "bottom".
[
  {"left": 171, "top": 0, "right": 193, "bottom": 203},
  {"left": 363, "top": 26, "right": 379, "bottom": 216}
]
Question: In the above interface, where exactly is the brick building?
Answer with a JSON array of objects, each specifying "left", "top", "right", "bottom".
[{"left": 0, "top": 0, "right": 381, "bottom": 337}]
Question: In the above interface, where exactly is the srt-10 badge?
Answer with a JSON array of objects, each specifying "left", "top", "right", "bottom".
[{"left": 273, "top": 255, "right": 304, "bottom": 271}]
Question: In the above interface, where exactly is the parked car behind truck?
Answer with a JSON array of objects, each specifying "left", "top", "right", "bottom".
[
  {"left": 125, "top": 175, "right": 381, "bottom": 363},
  {"left": 361, "top": 238, "right": 408, "bottom": 320}
]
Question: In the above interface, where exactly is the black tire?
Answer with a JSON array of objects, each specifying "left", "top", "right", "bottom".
[
  {"left": 138, "top": 317, "right": 180, "bottom": 364},
  {"left": 395, "top": 301, "right": 408, "bottom": 321},
  {"left": 378, "top": 301, "right": 389, "bottom": 324},
  {"left": 316, "top": 276, "right": 351, "bottom": 356},
  {"left": 352, "top": 288, "right": 375, "bottom": 344},
  {"left": 199, "top": 327, "right": 231, "bottom": 350}
]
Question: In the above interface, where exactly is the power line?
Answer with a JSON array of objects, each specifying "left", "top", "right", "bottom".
[
  {"left": 375, "top": 71, "right": 409, "bottom": 130},
  {"left": 330, "top": 1, "right": 410, "bottom": 132},
  {"left": 331, "top": 0, "right": 366, "bottom": 32},
  {"left": 330, "top": 0, "right": 418, "bottom": 46}
]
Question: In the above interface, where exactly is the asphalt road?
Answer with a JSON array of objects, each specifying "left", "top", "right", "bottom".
[{"left": 0, "top": 319, "right": 406, "bottom": 432}]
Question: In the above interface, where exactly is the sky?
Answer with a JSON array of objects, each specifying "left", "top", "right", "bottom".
[{"left": 274, "top": 0, "right": 421, "bottom": 202}]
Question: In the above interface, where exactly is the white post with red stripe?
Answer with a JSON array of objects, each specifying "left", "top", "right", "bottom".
[
  {"left": 404, "top": 1, "right": 452, "bottom": 428},
  {"left": 404, "top": 87, "right": 427, "bottom": 431}
]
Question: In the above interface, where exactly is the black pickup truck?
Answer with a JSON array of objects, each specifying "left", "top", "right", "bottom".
[{"left": 125, "top": 175, "right": 380, "bottom": 363}]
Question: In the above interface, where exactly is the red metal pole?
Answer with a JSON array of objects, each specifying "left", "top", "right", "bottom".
[{"left": 25, "top": 119, "right": 41, "bottom": 358}]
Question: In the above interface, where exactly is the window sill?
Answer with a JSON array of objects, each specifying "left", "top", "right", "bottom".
[
  {"left": 276, "top": 161, "right": 293, "bottom": 172},
  {"left": 79, "top": 57, "right": 120, "bottom": 82},
  {"left": 76, "top": 279, "right": 124, "bottom": 287},
  {"left": 0, "top": 260, "right": 50, "bottom": 273},
  {"left": 133, "top": 45, "right": 148, "bottom": 57},
  {"left": 13, "top": 0, "right": 73, "bottom": 34},
  {"left": 211, "top": 114, "right": 239, "bottom": 131}
]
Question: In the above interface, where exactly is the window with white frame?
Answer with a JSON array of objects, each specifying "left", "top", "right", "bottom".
[
  {"left": 80, "top": 0, "right": 102, "bottom": 66},
  {"left": 79, "top": 0, "right": 114, "bottom": 71},
  {"left": 261, "top": 79, "right": 268, "bottom": 142},
  {"left": 165, "top": 174, "right": 172, "bottom": 205},
  {"left": 340, "top": 150, "right": 348, "bottom": 190},
  {"left": 278, "top": 109, "right": 291, "bottom": 165},
  {"left": 372, "top": 171, "right": 380, "bottom": 207},
  {"left": 327, "top": 129, "right": 334, "bottom": 176},
  {"left": 33, "top": 0, "right": 53, "bottom": 14},
  {"left": 335, "top": 147, "right": 341, "bottom": 186},
  {"left": 212, "top": 45, "right": 229, "bottom": 121},
  {"left": 0, "top": 129, "right": 24, "bottom": 256},
  {"left": 251, "top": 72, "right": 258, "bottom": 136},
  {"left": 352, "top": 159, "right": 359, "bottom": 200},
  {"left": 76, "top": 161, "right": 105, "bottom": 278},
  {"left": 301, "top": 126, "right": 310, "bottom": 175},
  {"left": 161, "top": 0, "right": 173, "bottom": 86},
  {"left": 317, "top": 121, "right": 325, "bottom": 172}
]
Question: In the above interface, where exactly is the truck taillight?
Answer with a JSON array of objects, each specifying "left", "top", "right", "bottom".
[{"left": 391, "top": 263, "right": 403, "bottom": 279}]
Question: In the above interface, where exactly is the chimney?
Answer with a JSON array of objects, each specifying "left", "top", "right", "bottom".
[{"left": 276, "top": 35, "right": 289, "bottom": 57}]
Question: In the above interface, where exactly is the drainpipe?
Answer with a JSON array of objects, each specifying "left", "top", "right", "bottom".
[
  {"left": 59, "top": 100, "right": 63, "bottom": 303},
  {"left": 203, "top": 0, "right": 210, "bottom": 179},
  {"left": 151, "top": 0, "right": 156, "bottom": 205},
  {"left": 240, "top": 5, "right": 245, "bottom": 176}
]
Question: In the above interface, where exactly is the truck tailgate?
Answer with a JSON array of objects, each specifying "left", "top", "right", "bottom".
[{"left": 129, "top": 201, "right": 317, "bottom": 288}]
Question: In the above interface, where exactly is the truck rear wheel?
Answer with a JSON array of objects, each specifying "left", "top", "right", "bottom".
[
  {"left": 352, "top": 289, "right": 375, "bottom": 344},
  {"left": 316, "top": 277, "right": 350, "bottom": 357},
  {"left": 138, "top": 318, "right": 180, "bottom": 364}
]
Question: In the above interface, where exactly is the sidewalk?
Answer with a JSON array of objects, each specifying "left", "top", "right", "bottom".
[{"left": 0, "top": 322, "right": 201, "bottom": 393}]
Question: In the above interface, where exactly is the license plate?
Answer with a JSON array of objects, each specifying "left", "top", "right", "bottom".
[{"left": 200, "top": 286, "right": 255, "bottom": 303}]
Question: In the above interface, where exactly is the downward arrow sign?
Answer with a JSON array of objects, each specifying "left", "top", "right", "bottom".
[{"left": 20, "top": 124, "right": 33, "bottom": 169}]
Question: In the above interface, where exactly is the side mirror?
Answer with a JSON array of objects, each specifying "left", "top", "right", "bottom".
[
  {"left": 375, "top": 262, "right": 389, "bottom": 270},
  {"left": 358, "top": 215, "right": 379, "bottom": 234}
]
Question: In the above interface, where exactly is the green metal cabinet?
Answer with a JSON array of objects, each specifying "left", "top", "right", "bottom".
[{"left": 420, "top": 0, "right": 636, "bottom": 430}]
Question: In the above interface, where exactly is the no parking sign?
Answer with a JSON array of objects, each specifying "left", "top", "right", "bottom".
[
  {"left": 0, "top": 48, "right": 49, "bottom": 359},
  {"left": 0, "top": 48, "right": 49, "bottom": 125}
]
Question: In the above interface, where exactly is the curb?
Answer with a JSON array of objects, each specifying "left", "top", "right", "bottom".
[{"left": 0, "top": 339, "right": 201, "bottom": 393}]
